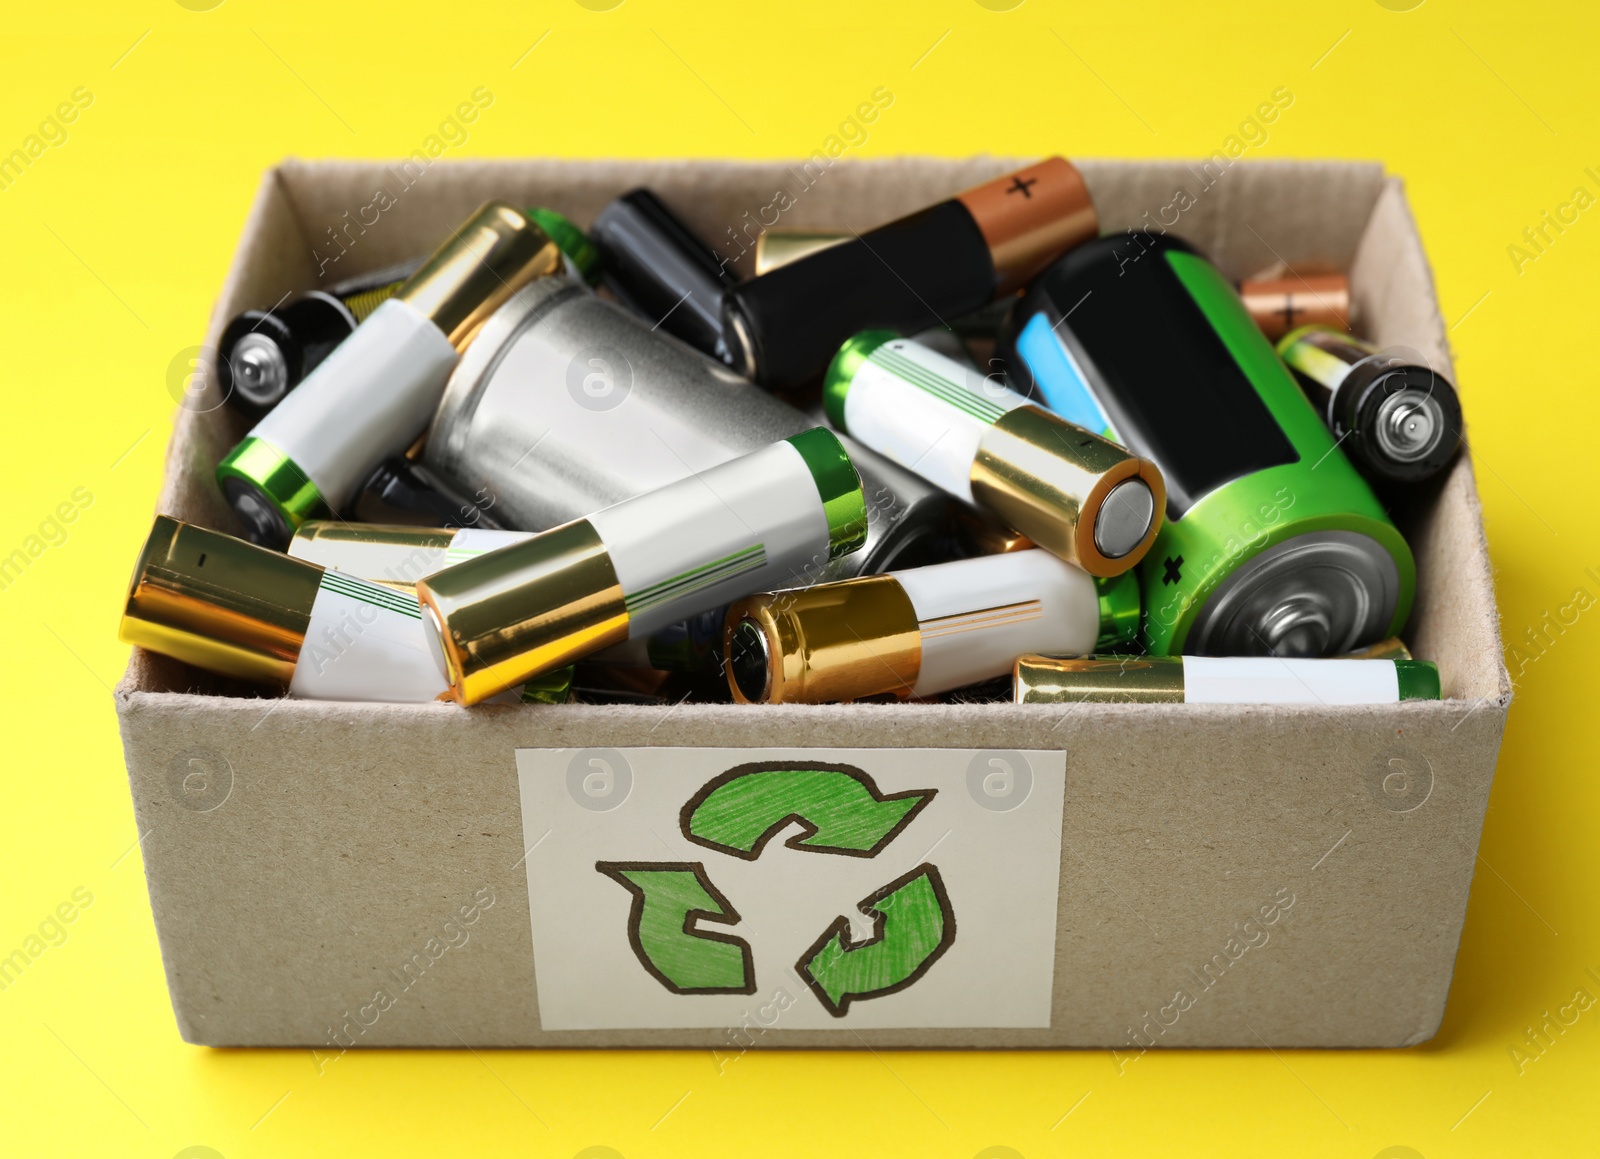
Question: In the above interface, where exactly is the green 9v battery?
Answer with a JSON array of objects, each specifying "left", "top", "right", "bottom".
[{"left": 1004, "top": 233, "right": 1415, "bottom": 657}]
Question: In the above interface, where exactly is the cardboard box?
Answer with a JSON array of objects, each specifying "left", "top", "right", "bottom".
[{"left": 114, "top": 157, "right": 1509, "bottom": 1049}]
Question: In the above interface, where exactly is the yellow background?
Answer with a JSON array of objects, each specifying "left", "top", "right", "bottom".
[{"left": 1, "top": 0, "right": 1594, "bottom": 1155}]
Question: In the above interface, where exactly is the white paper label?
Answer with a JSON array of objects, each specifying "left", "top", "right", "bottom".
[
  {"left": 1181, "top": 656, "right": 1400, "bottom": 704},
  {"left": 287, "top": 572, "right": 447, "bottom": 702},
  {"left": 254, "top": 297, "right": 459, "bottom": 505},
  {"left": 588, "top": 440, "right": 831, "bottom": 638},
  {"left": 843, "top": 338, "right": 1027, "bottom": 504},
  {"left": 514, "top": 746, "right": 1066, "bottom": 1031}
]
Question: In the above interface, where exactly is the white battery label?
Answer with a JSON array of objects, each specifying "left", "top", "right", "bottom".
[
  {"left": 1181, "top": 656, "right": 1399, "bottom": 705},
  {"left": 843, "top": 339, "right": 1028, "bottom": 505},
  {"left": 590, "top": 440, "right": 833, "bottom": 638},
  {"left": 288, "top": 572, "right": 447, "bottom": 703}
]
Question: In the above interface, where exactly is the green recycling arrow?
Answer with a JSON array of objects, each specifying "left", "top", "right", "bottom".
[
  {"left": 680, "top": 762, "right": 935, "bottom": 860},
  {"left": 596, "top": 861, "right": 755, "bottom": 995},
  {"left": 796, "top": 863, "right": 957, "bottom": 1017}
]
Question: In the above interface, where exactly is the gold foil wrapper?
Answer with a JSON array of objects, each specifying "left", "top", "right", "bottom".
[
  {"left": 417, "top": 519, "right": 628, "bottom": 705},
  {"left": 723, "top": 575, "right": 921, "bottom": 705},
  {"left": 970, "top": 406, "right": 1164, "bottom": 577},
  {"left": 120, "top": 515, "right": 322, "bottom": 686}
]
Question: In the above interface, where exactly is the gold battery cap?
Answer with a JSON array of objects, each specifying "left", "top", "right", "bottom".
[
  {"left": 395, "top": 201, "right": 563, "bottom": 350},
  {"left": 970, "top": 406, "right": 1165, "bottom": 577},
  {"left": 120, "top": 514, "right": 323, "bottom": 686},
  {"left": 724, "top": 576, "right": 921, "bottom": 705}
]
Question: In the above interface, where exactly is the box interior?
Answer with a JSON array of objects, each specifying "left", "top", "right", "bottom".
[{"left": 120, "top": 156, "right": 1507, "bottom": 708}]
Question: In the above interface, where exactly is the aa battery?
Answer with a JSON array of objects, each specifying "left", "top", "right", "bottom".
[
  {"left": 215, "top": 208, "right": 594, "bottom": 422},
  {"left": 1013, "top": 654, "right": 1440, "bottom": 705},
  {"left": 290, "top": 520, "right": 724, "bottom": 671},
  {"left": 825, "top": 331, "right": 1164, "bottom": 577},
  {"left": 121, "top": 515, "right": 453, "bottom": 701},
  {"left": 1004, "top": 233, "right": 1415, "bottom": 657},
  {"left": 590, "top": 188, "right": 739, "bottom": 362},
  {"left": 288, "top": 522, "right": 529, "bottom": 586},
  {"left": 424, "top": 276, "right": 950, "bottom": 578},
  {"left": 416, "top": 428, "right": 866, "bottom": 705},
  {"left": 1277, "top": 325, "right": 1463, "bottom": 485},
  {"left": 722, "top": 157, "right": 1097, "bottom": 388},
  {"left": 1239, "top": 272, "right": 1351, "bottom": 341},
  {"left": 215, "top": 202, "right": 562, "bottom": 549},
  {"left": 724, "top": 550, "right": 1140, "bottom": 704}
]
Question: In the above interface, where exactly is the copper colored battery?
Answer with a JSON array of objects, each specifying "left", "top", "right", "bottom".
[{"left": 1239, "top": 273, "right": 1351, "bottom": 340}]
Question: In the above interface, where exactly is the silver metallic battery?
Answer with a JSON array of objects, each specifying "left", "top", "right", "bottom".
[{"left": 425, "top": 278, "right": 951, "bottom": 579}]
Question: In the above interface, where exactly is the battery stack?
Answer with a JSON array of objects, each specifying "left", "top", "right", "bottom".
[{"left": 120, "top": 160, "right": 1448, "bottom": 708}]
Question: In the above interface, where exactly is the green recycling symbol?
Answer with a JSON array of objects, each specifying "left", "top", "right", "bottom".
[{"left": 595, "top": 761, "right": 956, "bottom": 1016}]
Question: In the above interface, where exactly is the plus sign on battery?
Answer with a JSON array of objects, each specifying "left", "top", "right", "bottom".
[{"left": 1006, "top": 175, "right": 1039, "bottom": 198}]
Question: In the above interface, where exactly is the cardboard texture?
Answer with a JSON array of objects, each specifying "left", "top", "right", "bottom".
[{"left": 114, "top": 158, "right": 1509, "bottom": 1049}]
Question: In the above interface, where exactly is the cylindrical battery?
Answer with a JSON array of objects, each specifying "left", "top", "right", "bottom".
[
  {"left": 1013, "top": 654, "right": 1439, "bottom": 705},
  {"left": 215, "top": 202, "right": 562, "bottom": 549},
  {"left": 288, "top": 522, "right": 528, "bottom": 586},
  {"left": 289, "top": 520, "right": 725, "bottom": 671},
  {"left": 424, "top": 277, "right": 950, "bottom": 578},
  {"left": 217, "top": 260, "right": 423, "bottom": 419},
  {"left": 723, "top": 550, "right": 1140, "bottom": 704},
  {"left": 417, "top": 428, "right": 866, "bottom": 704},
  {"left": 121, "top": 515, "right": 566, "bottom": 703},
  {"left": 1004, "top": 233, "right": 1415, "bottom": 657},
  {"left": 1277, "top": 325, "right": 1463, "bottom": 485},
  {"left": 722, "top": 157, "right": 1097, "bottom": 388},
  {"left": 215, "top": 206, "right": 594, "bottom": 422},
  {"left": 1238, "top": 273, "right": 1351, "bottom": 341},
  {"left": 590, "top": 188, "right": 739, "bottom": 362},
  {"left": 121, "top": 516, "right": 449, "bottom": 701},
  {"left": 824, "top": 331, "right": 1164, "bottom": 577}
]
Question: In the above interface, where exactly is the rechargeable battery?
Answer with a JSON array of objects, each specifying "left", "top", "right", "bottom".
[
  {"left": 416, "top": 428, "right": 867, "bottom": 705},
  {"left": 1238, "top": 272, "right": 1351, "bottom": 341},
  {"left": 425, "top": 277, "right": 950, "bottom": 577},
  {"left": 215, "top": 202, "right": 561, "bottom": 549},
  {"left": 121, "top": 516, "right": 568, "bottom": 703},
  {"left": 825, "top": 331, "right": 1164, "bottom": 577},
  {"left": 723, "top": 157, "right": 1097, "bottom": 388},
  {"left": 1004, "top": 233, "right": 1415, "bottom": 657},
  {"left": 289, "top": 520, "right": 727, "bottom": 672},
  {"left": 1013, "top": 654, "right": 1439, "bottom": 705},
  {"left": 723, "top": 550, "right": 1140, "bottom": 704},
  {"left": 590, "top": 188, "right": 739, "bottom": 362},
  {"left": 1277, "top": 325, "right": 1463, "bottom": 485}
]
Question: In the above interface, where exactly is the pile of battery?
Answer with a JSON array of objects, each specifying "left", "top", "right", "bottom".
[{"left": 121, "top": 158, "right": 1460, "bottom": 708}]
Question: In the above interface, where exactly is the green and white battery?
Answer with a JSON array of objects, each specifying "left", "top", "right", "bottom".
[{"left": 1005, "top": 233, "right": 1415, "bottom": 657}]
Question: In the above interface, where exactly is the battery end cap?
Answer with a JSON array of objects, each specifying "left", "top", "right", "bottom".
[
  {"left": 527, "top": 206, "right": 602, "bottom": 286},
  {"left": 822, "top": 330, "right": 896, "bottom": 431},
  {"left": 1395, "top": 659, "right": 1441, "bottom": 701},
  {"left": 786, "top": 427, "right": 868, "bottom": 560},
  {"left": 215, "top": 436, "right": 327, "bottom": 549}
]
